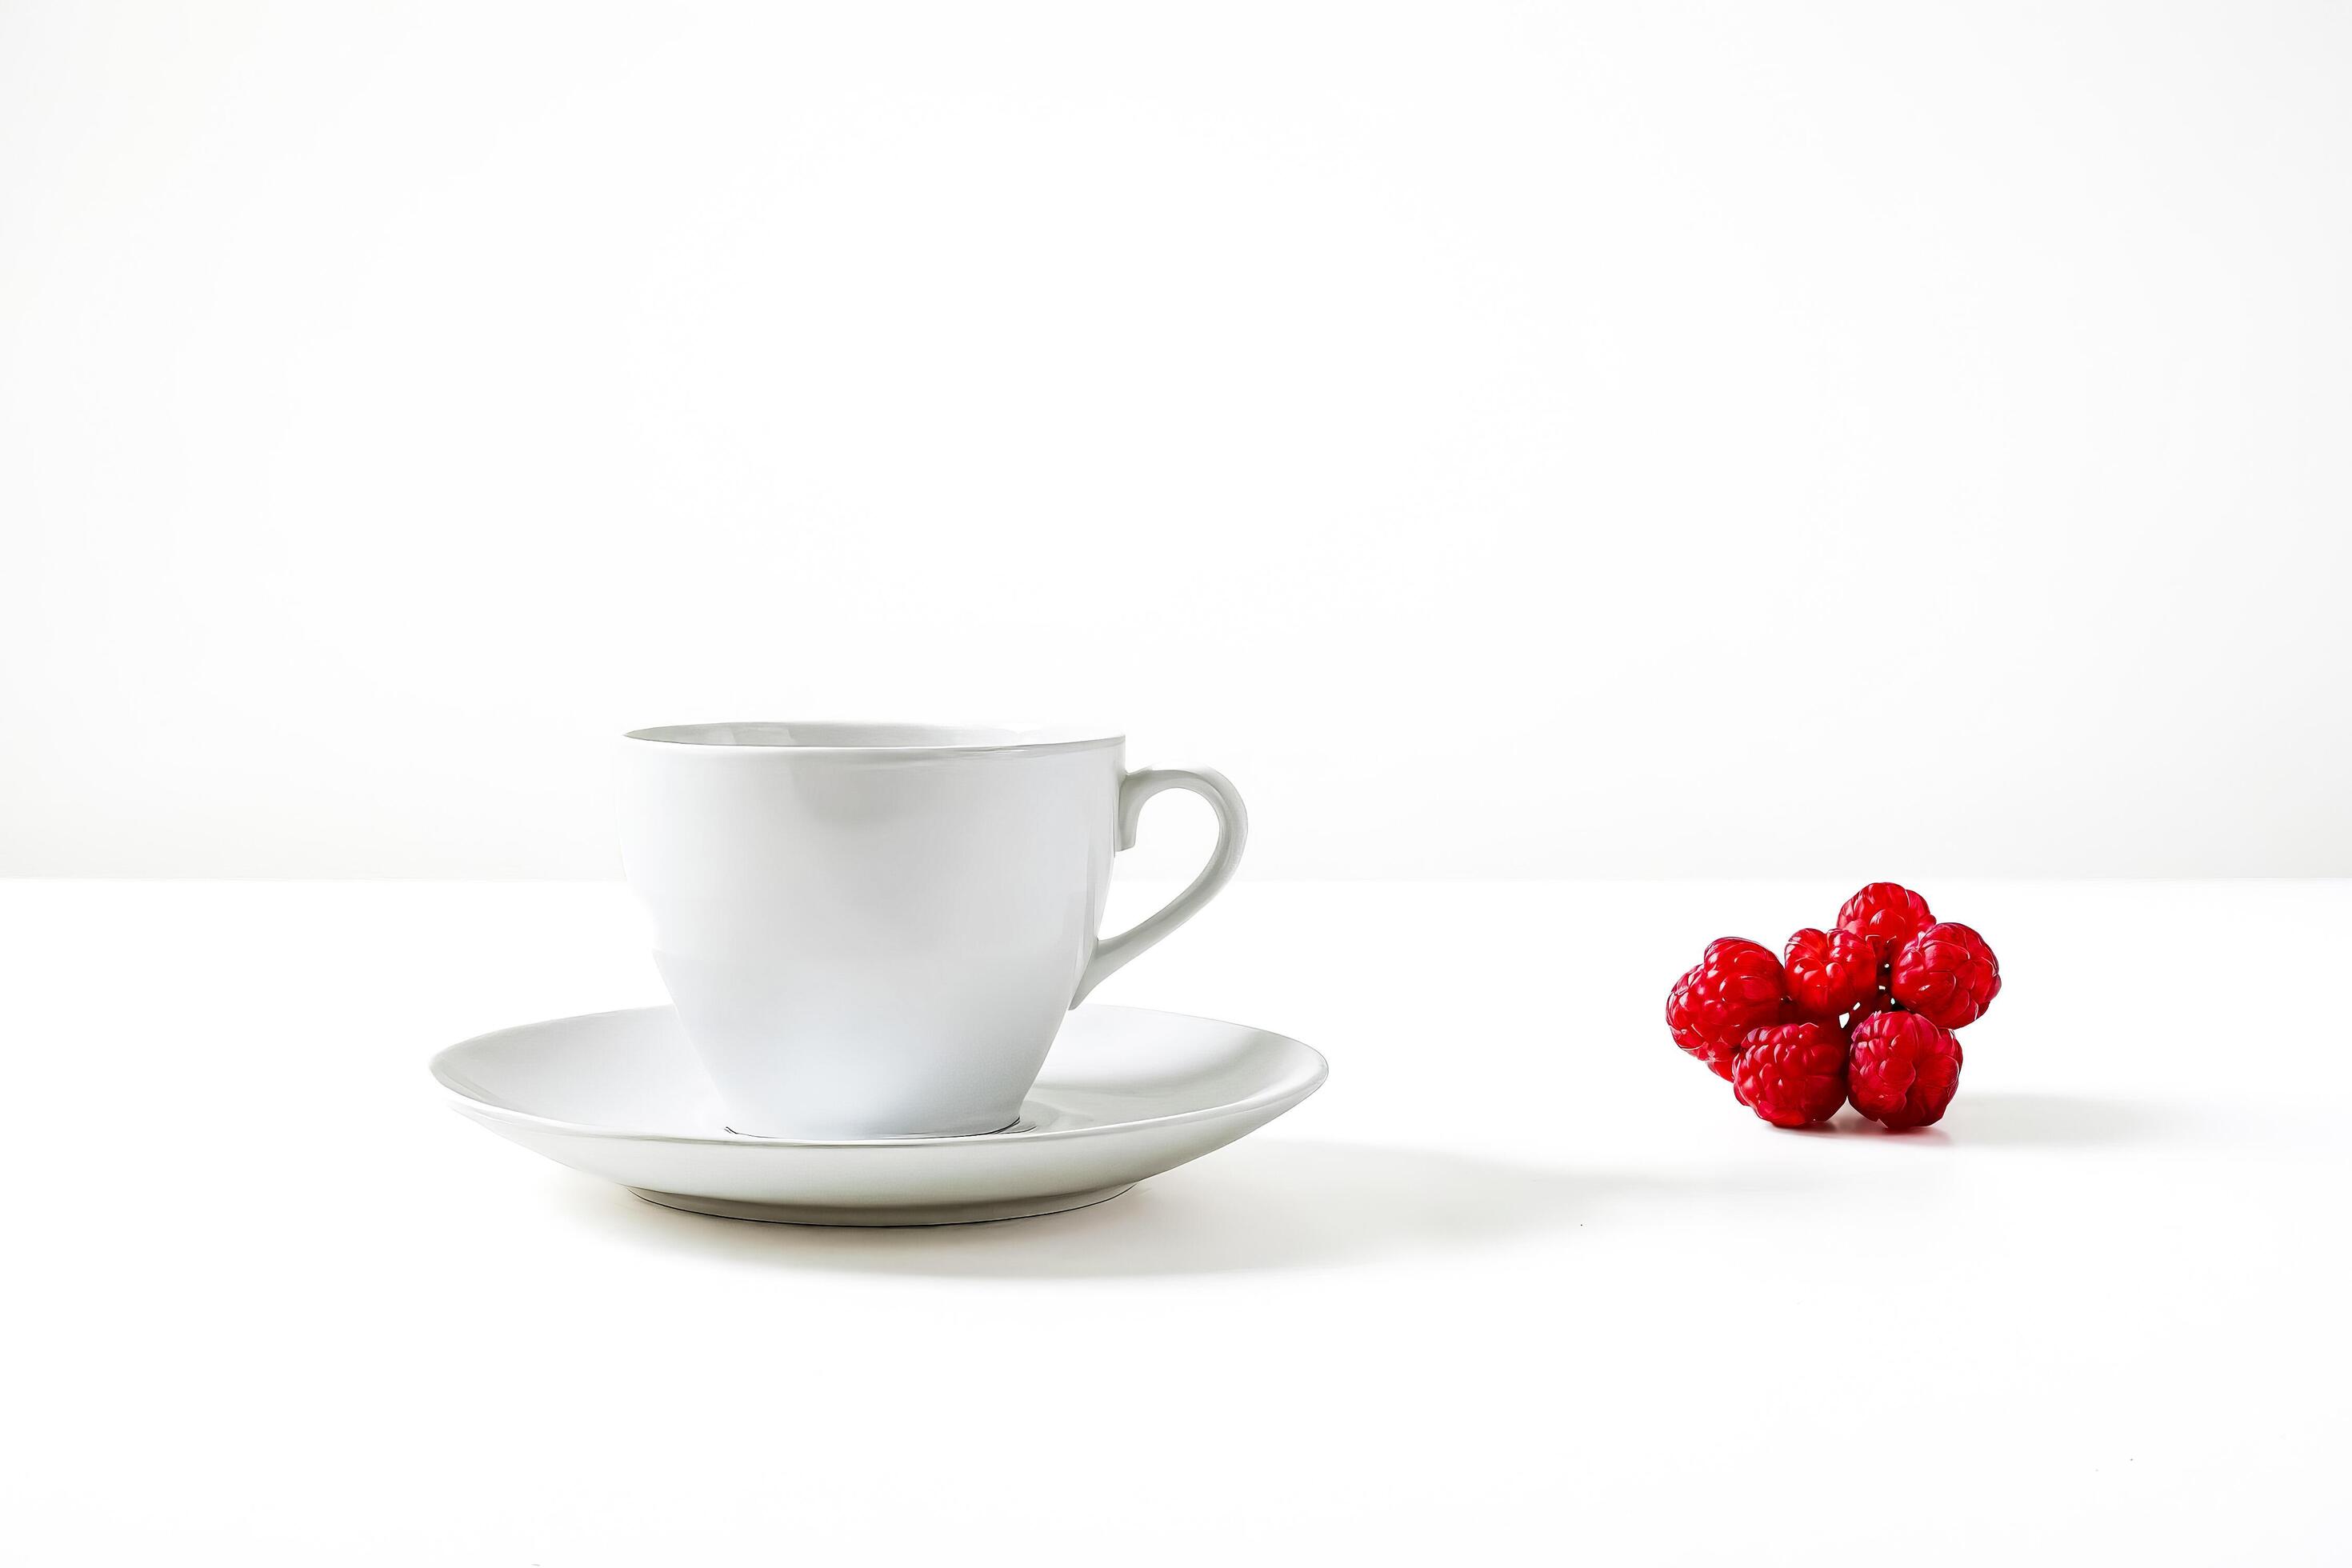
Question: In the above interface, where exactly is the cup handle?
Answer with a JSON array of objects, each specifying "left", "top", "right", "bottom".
[{"left": 1072, "top": 767, "right": 1249, "bottom": 1006}]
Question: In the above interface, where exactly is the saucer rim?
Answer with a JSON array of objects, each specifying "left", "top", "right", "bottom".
[{"left": 430, "top": 1002, "right": 1328, "bottom": 1150}]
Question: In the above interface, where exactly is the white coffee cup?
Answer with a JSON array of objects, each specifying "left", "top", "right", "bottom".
[{"left": 618, "top": 722, "right": 1246, "bottom": 1139}]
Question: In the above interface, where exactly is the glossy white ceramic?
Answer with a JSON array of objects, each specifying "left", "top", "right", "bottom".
[
  {"left": 619, "top": 722, "right": 1247, "bottom": 1139},
  {"left": 431, "top": 1004, "right": 1326, "bottom": 1226}
]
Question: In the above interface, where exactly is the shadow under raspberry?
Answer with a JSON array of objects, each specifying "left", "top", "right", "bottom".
[{"left": 1929, "top": 1090, "right": 2175, "bottom": 1148}]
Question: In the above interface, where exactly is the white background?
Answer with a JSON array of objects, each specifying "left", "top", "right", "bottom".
[
  {"left": 6, "top": 0, "right": 2350, "bottom": 878},
  {"left": 9, "top": 12, "right": 2352, "bottom": 1563}
]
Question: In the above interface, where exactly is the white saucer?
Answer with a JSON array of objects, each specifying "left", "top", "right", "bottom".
[{"left": 431, "top": 1004, "right": 1327, "bottom": 1226}]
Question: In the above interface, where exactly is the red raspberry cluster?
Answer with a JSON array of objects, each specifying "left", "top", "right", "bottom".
[{"left": 1664, "top": 882, "right": 1999, "bottom": 1130}]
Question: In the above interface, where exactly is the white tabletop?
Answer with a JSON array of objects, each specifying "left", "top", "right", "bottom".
[{"left": 7, "top": 879, "right": 2346, "bottom": 1565}]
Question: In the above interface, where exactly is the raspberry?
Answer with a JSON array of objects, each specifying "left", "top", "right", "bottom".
[
  {"left": 1782, "top": 927, "right": 1878, "bottom": 1018},
  {"left": 1848, "top": 1011, "right": 1963, "bottom": 1128},
  {"left": 1837, "top": 882, "right": 1934, "bottom": 962},
  {"left": 1666, "top": 938, "right": 1787, "bottom": 1079},
  {"left": 1779, "top": 999, "right": 1848, "bottom": 1034},
  {"left": 1846, "top": 986, "right": 1899, "bottom": 1026},
  {"left": 1890, "top": 922, "right": 2001, "bottom": 1029},
  {"left": 1733, "top": 1022, "right": 1848, "bottom": 1127}
]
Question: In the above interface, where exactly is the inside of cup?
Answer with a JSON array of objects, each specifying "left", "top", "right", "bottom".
[{"left": 625, "top": 722, "right": 1121, "bottom": 750}]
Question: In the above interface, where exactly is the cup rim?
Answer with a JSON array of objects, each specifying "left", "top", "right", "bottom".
[{"left": 622, "top": 720, "right": 1124, "bottom": 755}]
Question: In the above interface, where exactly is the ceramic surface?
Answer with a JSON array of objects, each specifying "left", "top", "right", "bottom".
[
  {"left": 431, "top": 1004, "right": 1325, "bottom": 1226},
  {"left": 619, "top": 722, "right": 1247, "bottom": 1138}
]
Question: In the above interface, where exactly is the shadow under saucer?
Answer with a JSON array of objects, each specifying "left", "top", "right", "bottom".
[{"left": 554, "top": 1138, "right": 1602, "bottom": 1278}]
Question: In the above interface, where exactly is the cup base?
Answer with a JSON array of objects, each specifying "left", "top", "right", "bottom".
[
  {"left": 720, "top": 1112, "right": 1033, "bottom": 1141},
  {"left": 628, "top": 1182, "right": 1135, "bottom": 1227}
]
